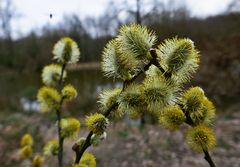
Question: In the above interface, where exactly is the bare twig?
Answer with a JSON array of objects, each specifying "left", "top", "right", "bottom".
[
  {"left": 203, "top": 149, "right": 216, "bottom": 167},
  {"left": 56, "top": 63, "right": 66, "bottom": 167}
]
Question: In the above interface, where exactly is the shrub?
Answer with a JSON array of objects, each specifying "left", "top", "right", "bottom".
[{"left": 20, "top": 23, "right": 217, "bottom": 167}]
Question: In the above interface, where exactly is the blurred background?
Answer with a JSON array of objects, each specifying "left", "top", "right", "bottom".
[{"left": 0, "top": 0, "right": 239, "bottom": 166}]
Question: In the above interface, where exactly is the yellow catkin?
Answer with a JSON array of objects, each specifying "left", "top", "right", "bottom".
[
  {"left": 62, "top": 84, "right": 78, "bottom": 101},
  {"left": 52, "top": 37, "right": 80, "bottom": 64},
  {"left": 37, "top": 86, "right": 61, "bottom": 112},
  {"left": 20, "top": 146, "right": 32, "bottom": 159},
  {"left": 43, "top": 140, "right": 59, "bottom": 156},
  {"left": 41, "top": 64, "right": 67, "bottom": 86},
  {"left": 20, "top": 134, "right": 33, "bottom": 147},
  {"left": 159, "top": 105, "right": 186, "bottom": 130},
  {"left": 60, "top": 118, "right": 80, "bottom": 139},
  {"left": 185, "top": 125, "right": 216, "bottom": 152},
  {"left": 73, "top": 152, "right": 96, "bottom": 167},
  {"left": 32, "top": 155, "right": 44, "bottom": 167},
  {"left": 183, "top": 87, "right": 216, "bottom": 125},
  {"left": 85, "top": 113, "right": 108, "bottom": 135}
]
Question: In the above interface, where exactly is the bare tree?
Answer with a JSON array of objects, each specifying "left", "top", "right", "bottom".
[
  {"left": 0, "top": 0, "right": 16, "bottom": 40},
  {"left": 227, "top": 0, "right": 240, "bottom": 12}
]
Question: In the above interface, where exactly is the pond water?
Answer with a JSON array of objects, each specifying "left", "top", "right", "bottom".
[{"left": 0, "top": 69, "right": 121, "bottom": 115}]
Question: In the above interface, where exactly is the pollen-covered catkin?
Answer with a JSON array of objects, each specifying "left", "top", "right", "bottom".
[
  {"left": 37, "top": 86, "right": 61, "bottom": 112},
  {"left": 118, "top": 84, "right": 145, "bottom": 118},
  {"left": 20, "top": 145, "right": 32, "bottom": 159},
  {"left": 43, "top": 140, "right": 59, "bottom": 156},
  {"left": 60, "top": 118, "right": 80, "bottom": 139},
  {"left": 182, "top": 87, "right": 216, "bottom": 125},
  {"left": 157, "top": 38, "right": 199, "bottom": 82},
  {"left": 41, "top": 64, "right": 67, "bottom": 87},
  {"left": 73, "top": 152, "right": 96, "bottom": 167},
  {"left": 85, "top": 113, "right": 108, "bottom": 135},
  {"left": 52, "top": 37, "right": 80, "bottom": 64},
  {"left": 32, "top": 155, "right": 44, "bottom": 167},
  {"left": 185, "top": 125, "right": 216, "bottom": 152},
  {"left": 20, "top": 134, "right": 33, "bottom": 147},
  {"left": 98, "top": 88, "right": 122, "bottom": 117},
  {"left": 159, "top": 105, "right": 186, "bottom": 130},
  {"left": 62, "top": 84, "right": 78, "bottom": 101}
]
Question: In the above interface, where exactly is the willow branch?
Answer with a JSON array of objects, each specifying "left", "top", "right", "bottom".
[
  {"left": 151, "top": 49, "right": 216, "bottom": 167},
  {"left": 203, "top": 149, "right": 216, "bottom": 167},
  {"left": 73, "top": 54, "right": 154, "bottom": 164},
  {"left": 56, "top": 63, "right": 66, "bottom": 167},
  {"left": 149, "top": 48, "right": 171, "bottom": 79}
]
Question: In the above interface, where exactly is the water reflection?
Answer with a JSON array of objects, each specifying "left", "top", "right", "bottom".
[
  {"left": 17, "top": 69, "right": 121, "bottom": 114},
  {"left": 20, "top": 97, "right": 40, "bottom": 112},
  {"left": 67, "top": 70, "right": 121, "bottom": 114}
]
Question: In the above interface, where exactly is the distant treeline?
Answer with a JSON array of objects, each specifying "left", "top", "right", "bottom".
[{"left": 0, "top": 7, "right": 239, "bottom": 101}]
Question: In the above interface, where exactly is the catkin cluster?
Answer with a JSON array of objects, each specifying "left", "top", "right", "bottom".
[
  {"left": 21, "top": 37, "right": 98, "bottom": 167},
  {"left": 20, "top": 23, "right": 217, "bottom": 167},
  {"left": 19, "top": 134, "right": 44, "bottom": 167},
  {"left": 100, "top": 23, "right": 216, "bottom": 154}
]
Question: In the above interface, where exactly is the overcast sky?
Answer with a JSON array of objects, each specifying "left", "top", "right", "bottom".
[{"left": 11, "top": 0, "right": 232, "bottom": 38}]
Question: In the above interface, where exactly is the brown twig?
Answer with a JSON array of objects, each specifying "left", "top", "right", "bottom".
[
  {"left": 56, "top": 63, "right": 66, "bottom": 167},
  {"left": 73, "top": 103, "right": 118, "bottom": 164},
  {"left": 203, "top": 149, "right": 216, "bottom": 167}
]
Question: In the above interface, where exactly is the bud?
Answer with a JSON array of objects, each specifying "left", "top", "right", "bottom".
[{"left": 91, "top": 132, "right": 107, "bottom": 147}]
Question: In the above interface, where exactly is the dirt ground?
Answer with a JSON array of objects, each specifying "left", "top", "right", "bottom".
[{"left": 0, "top": 102, "right": 240, "bottom": 167}]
